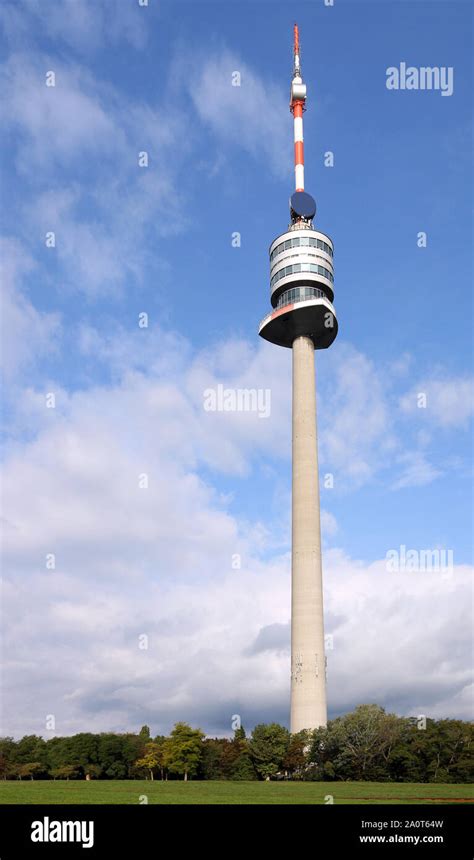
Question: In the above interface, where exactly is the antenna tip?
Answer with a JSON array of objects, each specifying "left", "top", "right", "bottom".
[{"left": 293, "top": 23, "right": 300, "bottom": 54}]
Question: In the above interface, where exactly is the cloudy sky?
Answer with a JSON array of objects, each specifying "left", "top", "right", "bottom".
[{"left": 1, "top": 0, "right": 472, "bottom": 739}]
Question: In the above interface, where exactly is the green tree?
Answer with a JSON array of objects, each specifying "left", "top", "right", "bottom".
[
  {"left": 135, "top": 741, "right": 164, "bottom": 781},
  {"left": 0, "top": 738, "right": 17, "bottom": 779},
  {"left": 283, "top": 730, "right": 309, "bottom": 778},
  {"left": 164, "top": 723, "right": 205, "bottom": 781},
  {"left": 139, "top": 725, "right": 151, "bottom": 741},
  {"left": 337, "top": 705, "right": 399, "bottom": 779},
  {"left": 388, "top": 717, "right": 474, "bottom": 784},
  {"left": 308, "top": 705, "right": 403, "bottom": 781},
  {"left": 307, "top": 725, "right": 340, "bottom": 781},
  {"left": 1, "top": 710, "right": 470, "bottom": 785},
  {"left": 97, "top": 734, "right": 128, "bottom": 779},
  {"left": 249, "top": 724, "right": 290, "bottom": 780},
  {"left": 230, "top": 727, "right": 256, "bottom": 780},
  {"left": 123, "top": 733, "right": 148, "bottom": 777},
  {"left": 18, "top": 761, "right": 44, "bottom": 780},
  {"left": 50, "top": 765, "right": 79, "bottom": 781},
  {"left": 16, "top": 736, "right": 48, "bottom": 771},
  {"left": 84, "top": 764, "right": 101, "bottom": 780},
  {"left": 200, "top": 739, "right": 229, "bottom": 780}
]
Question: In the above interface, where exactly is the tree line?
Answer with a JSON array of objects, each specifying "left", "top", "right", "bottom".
[{"left": 0, "top": 706, "right": 471, "bottom": 783}]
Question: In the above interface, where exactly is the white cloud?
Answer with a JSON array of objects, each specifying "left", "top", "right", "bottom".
[
  {"left": 321, "top": 510, "right": 338, "bottom": 537},
  {"left": 399, "top": 376, "right": 474, "bottom": 429},
  {"left": 1, "top": 54, "right": 124, "bottom": 171},
  {"left": 318, "top": 344, "right": 397, "bottom": 487},
  {"left": 1, "top": 49, "right": 192, "bottom": 296},
  {"left": 0, "top": 41, "right": 291, "bottom": 304},
  {"left": 28, "top": 187, "right": 143, "bottom": 298},
  {"left": 389, "top": 352, "right": 412, "bottom": 377},
  {"left": 0, "top": 0, "right": 148, "bottom": 53},
  {"left": 3, "top": 532, "right": 471, "bottom": 736},
  {"left": 0, "top": 237, "right": 61, "bottom": 381},
  {"left": 185, "top": 48, "right": 291, "bottom": 178},
  {"left": 2, "top": 331, "right": 472, "bottom": 736},
  {"left": 392, "top": 450, "right": 443, "bottom": 489},
  {"left": 325, "top": 550, "right": 473, "bottom": 721}
]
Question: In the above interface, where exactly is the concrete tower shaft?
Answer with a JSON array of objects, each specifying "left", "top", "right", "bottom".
[{"left": 290, "top": 335, "right": 327, "bottom": 732}]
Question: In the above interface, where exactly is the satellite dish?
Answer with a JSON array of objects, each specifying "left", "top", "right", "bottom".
[{"left": 290, "top": 190, "right": 316, "bottom": 221}]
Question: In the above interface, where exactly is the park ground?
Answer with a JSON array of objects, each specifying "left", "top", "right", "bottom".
[{"left": 0, "top": 781, "right": 473, "bottom": 805}]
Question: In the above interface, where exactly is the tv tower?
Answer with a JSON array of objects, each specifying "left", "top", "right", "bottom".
[{"left": 259, "top": 24, "right": 338, "bottom": 733}]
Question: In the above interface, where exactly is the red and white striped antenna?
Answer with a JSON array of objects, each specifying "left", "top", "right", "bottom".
[{"left": 290, "top": 23, "right": 307, "bottom": 193}]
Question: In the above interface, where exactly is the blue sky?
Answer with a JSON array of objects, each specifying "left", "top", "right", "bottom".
[{"left": 1, "top": 0, "right": 472, "bottom": 738}]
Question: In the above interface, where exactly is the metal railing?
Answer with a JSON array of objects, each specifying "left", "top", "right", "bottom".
[
  {"left": 277, "top": 287, "right": 326, "bottom": 308},
  {"left": 259, "top": 289, "right": 331, "bottom": 329}
]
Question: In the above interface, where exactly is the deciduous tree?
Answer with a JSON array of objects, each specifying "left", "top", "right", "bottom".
[
  {"left": 164, "top": 723, "right": 204, "bottom": 781},
  {"left": 249, "top": 724, "right": 290, "bottom": 780}
]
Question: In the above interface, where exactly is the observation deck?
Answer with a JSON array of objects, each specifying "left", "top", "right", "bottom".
[
  {"left": 259, "top": 209, "right": 338, "bottom": 349},
  {"left": 259, "top": 285, "right": 337, "bottom": 350}
]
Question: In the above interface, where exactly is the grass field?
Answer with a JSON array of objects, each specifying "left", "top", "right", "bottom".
[{"left": 1, "top": 780, "right": 472, "bottom": 805}]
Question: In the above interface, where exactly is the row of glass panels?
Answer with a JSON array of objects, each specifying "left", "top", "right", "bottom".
[
  {"left": 270, "top": 235, "right": 333, "bottom": 262},
  {"left": 277, "top": 287, "right": 327, "bottom": 308},
  {"left": 271, "top": 261, "right": 334, "bottom": 288}
]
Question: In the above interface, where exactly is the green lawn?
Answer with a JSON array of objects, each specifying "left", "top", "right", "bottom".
[{"left": 1, "top": 780, "right": 472, "bottom": 805}]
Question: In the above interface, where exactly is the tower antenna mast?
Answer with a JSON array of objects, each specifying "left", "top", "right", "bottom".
[{"left": 290, "top": 23, "right": 307, "bottom": 193}]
